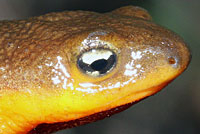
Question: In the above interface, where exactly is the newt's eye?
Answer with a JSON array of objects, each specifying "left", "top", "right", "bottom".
[{"left": 77, "top": 49, "right": 117, "bottom": 77}]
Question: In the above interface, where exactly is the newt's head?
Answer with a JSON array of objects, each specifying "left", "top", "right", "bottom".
[{"left": 0, "top": 6, "right": 190, "bottom": 133}]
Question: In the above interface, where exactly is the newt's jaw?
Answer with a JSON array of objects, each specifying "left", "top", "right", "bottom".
[{"left": 0, "top": 60, "right": 188, "bottom": 133}]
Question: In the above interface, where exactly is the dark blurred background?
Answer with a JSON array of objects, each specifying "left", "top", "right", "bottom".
[{"left": 0, "top": 0, "right": 199, "bottom": 134}]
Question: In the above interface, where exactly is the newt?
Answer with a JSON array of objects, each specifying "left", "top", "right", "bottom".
[{"left": 0, "top": 6, "right": 190, "bottom": 134}]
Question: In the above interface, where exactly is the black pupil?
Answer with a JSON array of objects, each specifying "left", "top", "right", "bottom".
[
  {"left": 90, "top": 59, "right": 108, "bottom": 71},
  {"left": 78, "top": 50, "right": 117, "bottom": 76}
]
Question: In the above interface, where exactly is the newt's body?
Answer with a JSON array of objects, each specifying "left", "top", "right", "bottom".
[{"left": 0, "top": 6, "right": 190, "bottom": 134}]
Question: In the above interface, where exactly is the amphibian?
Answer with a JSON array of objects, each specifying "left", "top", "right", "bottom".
[{"left": 0, "top": 6, "right": 190, "bottom": 134}]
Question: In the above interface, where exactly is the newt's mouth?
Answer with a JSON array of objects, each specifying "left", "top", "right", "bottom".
[
  {"left": 29, "top": 62, "right": 185, "bottom": 134},
  {"left": 28, "top": 76, "right": 174, "bottom": 134}
]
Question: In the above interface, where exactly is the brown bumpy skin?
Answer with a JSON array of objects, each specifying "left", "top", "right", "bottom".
[{"left": 0, "top": 6, "right": 190, "bottom": 134}]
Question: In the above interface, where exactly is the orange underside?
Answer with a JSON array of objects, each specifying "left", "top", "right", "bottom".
[{"left": 0, "top": 66, "right": 183, "bottom": 134}]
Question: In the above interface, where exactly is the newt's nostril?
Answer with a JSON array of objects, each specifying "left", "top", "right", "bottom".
[{"left": 168, "top": 57, "right": 176, "bottom": 65}]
